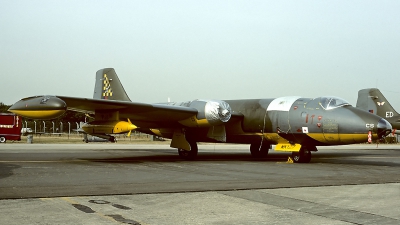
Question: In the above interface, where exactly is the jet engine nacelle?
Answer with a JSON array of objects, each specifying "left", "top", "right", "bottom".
[{"left": 179, "top": 99, "right": 232, "bottom": 127}]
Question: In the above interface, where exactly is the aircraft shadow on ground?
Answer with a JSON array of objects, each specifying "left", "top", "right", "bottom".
[
  {"left": 83, "top": 149, "right": 400, "bottom": 167},
  {"left": 310, "top": 152, "right": 400, "bottom": 167},
  {"left": 313, "top": 158, "right": 400, "bottom": 167},
  {"left": 85, "top": 153, "right": 279, "bottom": 164}
]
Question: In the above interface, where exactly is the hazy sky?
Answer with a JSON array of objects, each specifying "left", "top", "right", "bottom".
[{"left": 2, "top": 0, "right": 400, "bottom": 109}]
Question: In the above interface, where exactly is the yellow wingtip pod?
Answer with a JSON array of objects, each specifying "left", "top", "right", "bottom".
[
  {"left": 7, "top": 109, "right": 66, "bottom": 120},
  {"left": 8, "top": 96, "right": 67, "bottom": 120}
]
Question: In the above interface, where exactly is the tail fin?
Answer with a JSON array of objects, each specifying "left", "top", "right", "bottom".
[
  {"left": 93, "top": 68, "right": 131, "bottom": 101},
  {"left": 356, "top": 88, "right": 399, "bottom": 117}
]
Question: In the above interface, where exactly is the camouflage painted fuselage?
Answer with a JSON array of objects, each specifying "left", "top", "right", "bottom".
[{"left": 145, "top": 96, "right": 390, "bottom": 147}]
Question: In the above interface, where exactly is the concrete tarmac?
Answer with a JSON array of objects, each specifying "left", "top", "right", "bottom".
[{"left": 1, "top": 143, "right": 400, "bottom": 224}]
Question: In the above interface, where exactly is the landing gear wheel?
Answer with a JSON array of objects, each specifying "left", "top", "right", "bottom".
[
  {"left": 0, "top": 136, "right": 6, "bottom": 143},
  {"left": 292, "top": 150, "right": 311, "bottom": 163},
  {"left": 250, "top": 142, "right": 270, "bottom": 158},
  {"left": 110, "top": 136, "right": 117, "bottom": 143},
  {"left": 178, "top": 141, "right": 198, "bottom": 160}
]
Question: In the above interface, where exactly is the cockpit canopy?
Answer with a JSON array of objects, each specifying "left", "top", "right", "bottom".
[{"left": 319, "top": 96, "right": 351, "bottom": 110}]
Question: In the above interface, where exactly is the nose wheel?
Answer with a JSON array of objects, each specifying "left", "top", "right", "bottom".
[{"left": 291, "top": 149, "right": 312, "bottom": 163}]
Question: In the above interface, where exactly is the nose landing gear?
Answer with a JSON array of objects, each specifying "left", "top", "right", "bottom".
[{"left": 291, "top": 146, "right": 316, "bottom": 163}]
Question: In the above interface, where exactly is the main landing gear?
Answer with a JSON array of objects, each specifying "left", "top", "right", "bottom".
[
  {"left": 178, "top": 141, "right": 198, "bottom": 160},
  {"left": 250, "top": 142, "right": 271, "bottom": 158}
]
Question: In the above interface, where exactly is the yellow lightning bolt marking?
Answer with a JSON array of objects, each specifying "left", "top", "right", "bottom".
[{"left": 102, "top": 74, "right": 113, "bottom": 98}]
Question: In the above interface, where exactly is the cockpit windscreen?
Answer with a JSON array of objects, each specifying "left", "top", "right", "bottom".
[{"left": 319, "top": 96, "right": 351, "bottom": 110}]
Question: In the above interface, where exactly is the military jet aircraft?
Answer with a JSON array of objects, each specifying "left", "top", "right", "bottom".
[
  {"left": 9, "top": 68, "right": 392, "bottom": 163},
  {"left": 357, "top": 88, "right": 400, "bottom": 134}
]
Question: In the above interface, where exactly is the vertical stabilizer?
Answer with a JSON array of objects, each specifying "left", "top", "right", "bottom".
[
  {"left": 356, "top": 88, "right": 399, "bottom": 117},
  {"left": 93, "top": 68, "right": 131, "bottom": 101}
]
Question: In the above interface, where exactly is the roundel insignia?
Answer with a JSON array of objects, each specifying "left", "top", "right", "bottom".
[{"left": 302, "top": 127, "right": 309, "bottom": 133}]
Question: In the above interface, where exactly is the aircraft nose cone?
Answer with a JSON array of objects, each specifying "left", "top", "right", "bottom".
[
  {"left": 377, "top": 118, "right": 392, "bottom": 139},
  {"left": 220, "top": 109, "right": 229, "bottom": 117}
]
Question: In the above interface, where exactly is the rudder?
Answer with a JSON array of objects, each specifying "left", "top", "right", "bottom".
[
  {"left": 356, "top": 88, "right": 399, "bottom": 117},
  {"left": 93, "top": 68, "right": 131, "bottom": 101}
]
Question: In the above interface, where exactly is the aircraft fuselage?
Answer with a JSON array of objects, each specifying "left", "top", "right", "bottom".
[{"left": 141, "top": 96, "right": 391, "bottom": 148}]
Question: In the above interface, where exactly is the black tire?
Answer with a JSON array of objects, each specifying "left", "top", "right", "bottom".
[
  {"left": 178, "top": 141, "right": 198, "bottom": 160},
  {"left": 250, "top": 142, "right": 270, "bottom": 158},
  {"left": 292, "top": 150, "right": 311, "bottom": 163},
  {"left": 0, "top": 136, "right": 6, "bottom": 143}
]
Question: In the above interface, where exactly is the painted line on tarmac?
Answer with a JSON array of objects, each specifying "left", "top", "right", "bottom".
[
  {"left": 220, "top": 190, "right": 400, "bottom": 224},
  {"left": 317, "top": 156, "right": 400, "bottom": 159},
  {"left": 0, "top": 160, "right": 87, "bottom": 163}
]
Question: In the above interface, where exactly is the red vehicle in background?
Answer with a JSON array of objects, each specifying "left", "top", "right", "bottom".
[{"left": 0, "top": 113, "right": 22, "bottom": 143}]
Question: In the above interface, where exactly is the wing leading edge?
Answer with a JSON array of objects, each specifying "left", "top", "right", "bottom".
[{"left": 59, "top": 96, "right": 198, "bottom": 124}]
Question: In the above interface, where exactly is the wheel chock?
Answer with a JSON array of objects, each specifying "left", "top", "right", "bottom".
[{"left": 287, "top": 157, "right": 294, "bottom": 163}]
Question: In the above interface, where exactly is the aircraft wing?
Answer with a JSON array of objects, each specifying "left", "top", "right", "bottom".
[
  {"left": 10, "top": 95, "right": 243, "bottom": 129},
  {"left": 8, "top": 68, "right": 243, "bottom": 130},
  {"left": 59, "top": 96, "right": 200, "bottom": 125}
]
